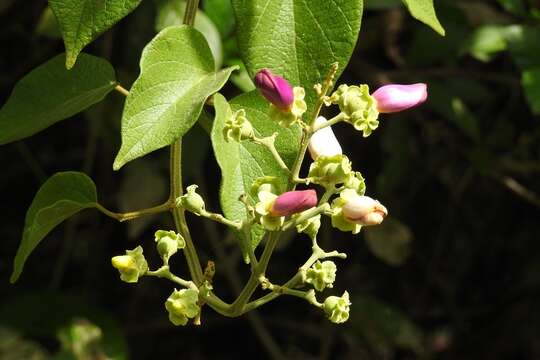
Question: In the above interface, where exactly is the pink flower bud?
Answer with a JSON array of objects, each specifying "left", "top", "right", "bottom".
[
  {"left": 254, "top": 69, "right": 294, "bottom": 111},
  {"left": 342, "top": 195, "right": 388, "bottom": 226},
  {"left": 308, "top": 116, "right": 343, "bottom": 160},
  {"left": 270, "top": 189, "right": 318, "bottom": 217},
  {"left": 371, "top": 83, "right": 427, "bottom": 113}
]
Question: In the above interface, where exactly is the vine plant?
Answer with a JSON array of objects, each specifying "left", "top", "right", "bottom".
[{"left": 2, "top": 0, "right": 444, "bottom": 326}]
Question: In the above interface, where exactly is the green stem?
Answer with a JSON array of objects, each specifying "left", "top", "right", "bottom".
[
  {"left": 182, "top": 0, "right": 199, "bottom": 26},
  {"left": 200, "top": 210, "right": 243, "bottom": 230},
  {"left": 312, "top": 112, "right": 348, "bottom": 132},
  {"left": 170, "top": 141, "right": 204, "bottom": 284},
  {"left": 251, "top": 133, "right": 290, "bottom": 173},
  {"left": 96, "top": 202, "right": 172, "bottom": 222},
  {"left": 147, "top": 265, "right": 197, "bottom": 290},
  {"left": 230, "top": 231, "right": 280, "bottom": 315},
  {"left": 281, "top": 203, "right": 330, "bottom": 232}
]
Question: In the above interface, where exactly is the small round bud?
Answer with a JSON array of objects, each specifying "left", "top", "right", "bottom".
[
  {"left": 308, "top": 116, "right": 343, "bottom": 160},
  {"left": 372, "top": 83, "right": 427, "bottom": 113},
  {"left": 111, "top": 246, "right": 148, "bottom": 283},
  {"left": 323, "top": 291, "right": 351, "bottom": 324},
  {"left": 308, "top": 154, "right": 352, "bottom": 187},
  {"left": 223, "top": 109, "right": 254, "bottom": 142},
  {"left": 306, "top": 260, "right": 337, "bottom": 292},
  {"left": 165, "top": 289, "right": 200, "bottom": 326},
  {"left": 177, "top": 185, "right": 205, "bottom": 215},
  {"left": 155, "top": 230, "right": 185, "bottom": 263},
  {"left": 329, "top": 84, "right": 380, "bottom": 137},
  {"left": 270, "top": 189, "right": 318, "bottom": 217}
]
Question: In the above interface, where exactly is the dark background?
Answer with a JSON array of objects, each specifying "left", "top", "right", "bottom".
[{"left": 1, "top": 0, "right": 540, "bottom": 359}]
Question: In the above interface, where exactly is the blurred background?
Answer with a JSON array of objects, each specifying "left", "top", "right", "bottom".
[{"left": 1, "top": 0, "right": 540, "bottom": 359}]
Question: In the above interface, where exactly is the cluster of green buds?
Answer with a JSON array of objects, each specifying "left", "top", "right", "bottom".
[{"left": 108, "top": 65, "right": 428, "bottom": 328}]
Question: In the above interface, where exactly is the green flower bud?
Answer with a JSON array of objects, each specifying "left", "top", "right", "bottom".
[
  {"left": 295, "top": 214, "right": 321, "bottom": 241},
  {"left": 111, "top": 246, "right": 148, "bottom": 283},
  {"left": 155, "top": 230, "right": 185, "bottom": 262},
  {"left": 165, "top": 289, "right": 200, "bottom": 326},
  {"left": 329, "top": 84, "right": 379, "bottom": 137},
  {"left": 308, "top": 154, "right": 352, "bottom": 186},
  {"left": 323, "top": 291, "right": 351, "bottom": 324},
  {"left": 268, "top": 87, "right": 307, "bottom": 127},
  {"left": 344, "top": 171, "right": 366, "bottom": 195},
  {"left": 223, "top": 109, "right": 254, "bottom": 142},
  {"left": 177, "top": 185, "right": 205, "bottom": 215},
  {"left": 306, "top": 260, "right": 337, "bottom": 291}
]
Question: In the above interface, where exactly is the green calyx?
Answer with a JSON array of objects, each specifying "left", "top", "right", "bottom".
[
  {"left": 177, "top": 184, "right": 206, "bottom": 215},
  {"left": 165, "top": 289, "right": 200, "bottom": 326},
  {"left": 295, "top": 214, "right": 321, "bottom": 241},
  {"left": 329, "top": 84, "right": 379, "bottom": 137},
  {"left": 155, "top": 230, "right": 185, "bottom": 263},
  {"left": 268, "top": 87, "right": 307, "bottom": 128},
  {"left": 330, "top": 189, "right": 362, "bottom": 234},
  {"left": 223, "top": 109, "right": 254, "bottom": 142},
  {"left": 344, "top": 171, "right": 366, "bottom": 195},
  {"left": 308, "top": 154, "right": 352, "bottom": 186},
  {"left": 111, "top": 246, "right": 148, "bottom": 283},
  {"left": 323, "top": 291, "right": 351, "bottom": 324},
  {"left": 255, "top": 190, "right": 283, "bottom": 231},
  {"left": 306, "top": 260, "right": 337, "bottom": 291},
  {"left": 250, "top": 176, "right": 283, "bottom": 198}
]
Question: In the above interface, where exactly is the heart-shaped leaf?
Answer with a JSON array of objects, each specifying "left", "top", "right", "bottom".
[
  {"left": 11, "top": 172, "right": 98, "bottom": 283},
  {"left": 113, "top": 25, "right": 237, "bottom": 170},
  {"left": 0, "top": 53, "right": 116, "bottom": 145},
  {"left": 232, "top": 0, "right": 363, "bottom": 108},
  {"left": 49, "top": 0, "right": 143, "bottom": 68}
]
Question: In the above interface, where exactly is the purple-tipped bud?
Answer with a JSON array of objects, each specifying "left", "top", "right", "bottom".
[
  {"left": 270, "top": 189, "right": 318, "bottom": 217},
  {"left": 372, "top": 83, "right": 427, "bottom": 113},
  {"left": 254, "top": 69, "right": 294, "bottom": 111}
]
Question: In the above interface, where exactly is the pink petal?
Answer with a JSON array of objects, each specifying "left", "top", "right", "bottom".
[
  {"left": 270, "top": 189, "right": 318, "bottom": 217},
  {"left": 372, "top": 83, "right": 427, "bottom": 113},
  {"left": 254, "top": 69, "right": 294, "bottom": 111}
]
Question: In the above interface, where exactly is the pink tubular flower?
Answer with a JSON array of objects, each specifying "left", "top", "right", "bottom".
[
  {"left": 254, "top": 69, "right": 294, "bottom": 111},
  {"left": 270, "top": 189, "right": 318, "bottom": 217},
  {"left": 342, "top": 195, "right": 388, "bottom": 226},
  {"left": 371, "top": 83, "right": 427, "bottom": 113}
]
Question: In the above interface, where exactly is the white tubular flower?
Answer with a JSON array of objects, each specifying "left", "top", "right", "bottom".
[{"left": 308, "top": 116, "right": 343, "bottom": 160}]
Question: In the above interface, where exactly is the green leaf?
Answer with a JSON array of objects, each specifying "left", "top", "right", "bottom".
[
  {"left": 113, "top": 26, "right": 237, "bottom": 170},
  {"left": 232, "top": 0, "right": 363, "bottom": 107},
  {"left": 211, "top": 92, "right": 300, "bottom": 253},
  {"left": 155, "top": 0, "right": 223, "bottom": 68},
  {"left": 0, "top": 53, "right": 116, "bottom": 145},
  {"left": 49, "top": 0, "right": 143, "bottom": 69},
  {"left": 522, "top": 67, "right": 540, "bottom": 115},
  {"left": 203, "top": 0, "right": 236, "bottom": 38},
  {"left": 504, "top": 25, "right": 540, "bottom": 69},
  {"left": 402, "top": 0, "right": 445, "bottom": 36},
  {"left": 10, "top": 172, "right": 98, "bottom": 283}
]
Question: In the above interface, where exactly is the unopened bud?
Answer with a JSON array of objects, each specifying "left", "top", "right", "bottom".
[
  {"left": 111, "top": 246, "right": 148, "bottom": 283},
  {"left": 254, "top": 69, "right": 294, "bottom": 111},
  {"left": 323, "top": 291, "right": 351, "bottom": 324},
  {"left": 223, "top": 109, "right": 254, "bottom": 142},
  {"left": 306, "top": 260, "right": 337, "bottom": 292},
  {"left": 155, "top": 230, "right": 185, "bottom": 263},
  {"left": 177, "top": 185, "right": 205, "bottom": 215},
  {"left": 270, "top": 189, "right": 318, "bottom": 217},
  {"left": 372, "top": 83, "right": 427, "bottom": 113},
  {"left": 165, "top": 289, "right": 200, "bottom": 326},
  {"left": 342, "top": 194, "right": 388, "bottom": 226},
  {"left": 308, "top": 116, "right": 343, "bottom": 160}
]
